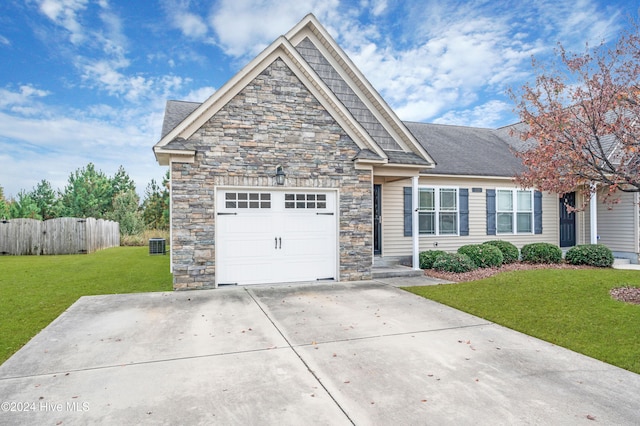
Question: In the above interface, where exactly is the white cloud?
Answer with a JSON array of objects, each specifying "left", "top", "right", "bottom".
[
  {"left": 183, "top": 86, "right": 217, "bottom": 102},
  {"left": 0, "top": 35, "right": 10, "bottom": 46},
  {"left": 37, "top": 0, "right": 89, "bottom": 44},
  {"left": 434, "top": 100, "right": 514, "bottom": 128},
  {"left": 209, "top": 0, "right": 340, "bottom": 57},
  {"left": 0, "top": 85, "right": 50, "bottom": 112},
  {"left": 174, "top": 12, "right": 208, "bottom": 38}
]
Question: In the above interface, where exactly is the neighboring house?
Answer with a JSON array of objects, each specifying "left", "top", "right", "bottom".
[{"left": 153, "top": 14, "right": 608, "bottom": 290}]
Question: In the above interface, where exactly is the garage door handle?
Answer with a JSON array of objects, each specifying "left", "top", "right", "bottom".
[
  {"left": 275, "top": 237, "right": 278, "bottom": 249},
  {"left": 217, "top": 212, "right": 237, "bottom": 215},
  {"left": 317, "top": 212, "right": 334, "bottom": 215},
  {"left": 278, "top": 237, "right": 282, "bottom": 249}
]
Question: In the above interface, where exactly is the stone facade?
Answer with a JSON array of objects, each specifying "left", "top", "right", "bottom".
[{"left": 171, "top": 58, "right": 373, "bottom": 290}]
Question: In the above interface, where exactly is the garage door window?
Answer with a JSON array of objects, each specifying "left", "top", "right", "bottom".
[
  {"left": 285, "top": 193, "right": 327, "bottom": 209},
  {"left": 225, "top": 192, "right": 271, "bottom": 209}
]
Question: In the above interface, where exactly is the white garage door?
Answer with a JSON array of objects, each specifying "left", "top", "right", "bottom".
[{"left": 216, "top": 189, "right": 337, "bottom": 285}]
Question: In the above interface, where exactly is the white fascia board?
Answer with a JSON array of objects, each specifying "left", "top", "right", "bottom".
[
  {"left": 155, "top": 149, "right": 196, "bottom": 166},
  {"left": 373, "top": 166, "right": 428, "bottom": 178},
  {"left": 154, "top": 35, "right": 292, "bottom": 150},
  {"left": 287, "top": 16, "right": 435, "bottom": 166},
  {"left": 155, "top": 33, "right": 387, "bottom": 161}
]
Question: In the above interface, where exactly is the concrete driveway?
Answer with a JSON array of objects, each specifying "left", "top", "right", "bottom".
[{"left": 1, "top": 279, "right": 639, "bottom": 425}]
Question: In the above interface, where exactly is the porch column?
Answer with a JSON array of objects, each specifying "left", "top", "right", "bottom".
[
  {"left": 590, "top": 183, "right": 598, "bottom": 244},
  {"left": 412, "top": 176, "right": 420, "bottom": 270}
]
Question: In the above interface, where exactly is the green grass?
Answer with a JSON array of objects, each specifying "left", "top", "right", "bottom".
[
  {"left": 404, "top": 269, "right": 640, "bottom": 374},
  {"left": 0, "top": 247, "right": 172, "bottom": 364}
]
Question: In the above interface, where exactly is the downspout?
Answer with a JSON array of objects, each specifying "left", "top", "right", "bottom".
[
  {"left": 412, "top": 176, "right": 420, "bottom": 270},
  {"left": 590, "top": 183, "right": 598, "bottom": 244}
]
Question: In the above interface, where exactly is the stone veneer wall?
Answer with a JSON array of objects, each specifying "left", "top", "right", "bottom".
[{"left": 171, "top": 58, "right": 372, "bottom": 289}]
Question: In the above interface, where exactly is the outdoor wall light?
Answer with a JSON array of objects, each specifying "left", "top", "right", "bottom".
[{"left": 275, "top": 165, "right": 286, "bottom": 185}]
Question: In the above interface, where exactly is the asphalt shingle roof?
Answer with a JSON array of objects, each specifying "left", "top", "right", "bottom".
[
  {"left": 404, "top": 121, "right": 525, "bottom": 177},
  {"left": 161, "top": 100, "right": 200, "bottom": 139}
]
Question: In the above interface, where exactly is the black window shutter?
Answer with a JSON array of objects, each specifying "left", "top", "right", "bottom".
[
  {"left": 459, "top": 188, "right": 469, "bottom": 236},
  {"left": 486, "top": 189, "right": 496, "bottom": 235},
  {"left": 534, "top": 190, "right": 543, "bottom": 234},
  {"left": 403, "top": 187, "right": 412, "bottom": 237}
]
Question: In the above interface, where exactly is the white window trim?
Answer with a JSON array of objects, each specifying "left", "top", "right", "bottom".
[
  {"left": 496, "top": 188, "right": 534, "bottom": 235},
  {"left": 417, "top": 186, "right": 460, "bottom": 236}
]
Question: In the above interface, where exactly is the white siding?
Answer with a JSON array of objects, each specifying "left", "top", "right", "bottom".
[
  {"left": 596, "top": 190, "right": 639, "bottom": 254},
  {"left": 380, "top": 176, "right": 559, "bottom": 257}
]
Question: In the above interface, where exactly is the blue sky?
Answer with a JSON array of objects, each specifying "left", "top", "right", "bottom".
[{"left": 0, "top": 0, "right": 635, "bottom": 198}]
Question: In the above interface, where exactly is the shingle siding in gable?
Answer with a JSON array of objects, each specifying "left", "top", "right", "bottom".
[{"left": 295, "top": 37, "right": 401, "bottom": 152}]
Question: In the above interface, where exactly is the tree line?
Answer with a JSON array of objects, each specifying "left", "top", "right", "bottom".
[{"left": 0, "top": 163, "right": 169, "bottom": 236}]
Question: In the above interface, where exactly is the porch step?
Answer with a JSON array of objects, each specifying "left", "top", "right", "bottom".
[
  {"left": 372, "top": 265, "right": 423, "bottom": 279},
  {"left": 614, "top": 258, "right": 631, "bottom": 266}
]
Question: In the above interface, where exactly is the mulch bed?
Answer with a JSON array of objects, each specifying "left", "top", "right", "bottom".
[
  {"left": 423, "top": 262, "right": 594, "bottom": 283},
  {"left": 424, "top": 262, "right": 640, "bottom": 305},
  {"left": 610, "top": 287, "right": 640, "bottom": 305}
]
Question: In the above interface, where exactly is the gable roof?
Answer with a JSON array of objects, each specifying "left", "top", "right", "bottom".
[
  {"left": 405, "top": 121, "right": 525, "bottom": 177},
  {"left": 154, "top": 14, "right": 434, "bottom": 168}
]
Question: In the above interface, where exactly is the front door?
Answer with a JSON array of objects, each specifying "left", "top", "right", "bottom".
[
  {"left": 559, "top": 192, "right": 576, "bottom": 247},
  {"left": 374, "top": 184, "right": 382, "bottom": 255}
]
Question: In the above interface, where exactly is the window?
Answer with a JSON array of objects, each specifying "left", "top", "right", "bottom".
[
  {"left": 225, "top": 192, "right": 271, "bottom": 209},
  {"left": 418, "top": 187, "right": 458, "bottom": 235},
  {"left": 284, "top": 193, "right": 327, "bottom": 209},
  {"left": 496, "top": 189, "right": 533, "bottom": 234}
]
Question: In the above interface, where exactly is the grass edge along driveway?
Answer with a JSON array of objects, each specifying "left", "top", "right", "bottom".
[
  {"left": 404, "top": 268, "right": 640, "bottom": 375},
  {"left": 0, "top": 247, "right": 172, "bottom": 365}
]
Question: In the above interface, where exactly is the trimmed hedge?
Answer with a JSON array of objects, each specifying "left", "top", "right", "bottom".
[
  {"left": 484, "top": 240, "right": 519, "bottom": 264},
  {"left": 565, "top": 244, "right": 614, "bottom": 267},
  {"left": 457, "top": 244, "right": 503, "bottom": 268},
  {"left": 419, "top": 250, "right": 447, "bottom": 269},
  {"left": 433, "top": 252, "right": 477, "bottom": 273},
  {"left": 521, "top": 242, "right": 562, "bottom": 264}
]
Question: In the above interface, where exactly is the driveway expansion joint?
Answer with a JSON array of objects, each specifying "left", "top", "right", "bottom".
[{"left": 245, "top": 287, "right": 356, "bottom": 425}]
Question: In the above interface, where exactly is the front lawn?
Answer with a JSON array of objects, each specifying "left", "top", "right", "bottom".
[
  {"left": 0, "top": 247, "right": 172, "bottom": 365},
  {"left": 404, "top": 268, "right": 640, "bottom": 374}
]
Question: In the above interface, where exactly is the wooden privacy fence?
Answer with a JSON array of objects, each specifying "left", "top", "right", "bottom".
[{"left": 0, "top": 218, "right": 120, "bottom": 255}]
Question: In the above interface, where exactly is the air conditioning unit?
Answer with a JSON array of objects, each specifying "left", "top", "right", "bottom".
[{"left": 149, "top": 238, "right": 166, "bottom": 255}]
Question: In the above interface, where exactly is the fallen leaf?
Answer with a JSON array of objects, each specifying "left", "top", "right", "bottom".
[
  {"left": 586, "top": 415, "right": 596, "bottom": 421},
  {"left": 421, "top": 399, "right": 428, "bottom": 403},
  {"left": 332, "top": 353, "right": 337, "bottom": 357},
  {"left": 343, "top": 381, "right": 350, "bottom": 384}
]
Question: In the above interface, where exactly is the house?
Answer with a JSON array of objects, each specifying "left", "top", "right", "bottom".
[{"left": 153, "top": 14, "right": 567, "bottom": 290}]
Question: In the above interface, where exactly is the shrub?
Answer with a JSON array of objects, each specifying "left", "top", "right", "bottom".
[
  {"left": 484, "top": 240, "right": 519, "bottom": 264},
  {"left": 457, "top": 244, "right": 503, "bottom": 268},
  {"left": 521, "top": 242, "right": 562, "bottom": 264},
  {"left": 433, "top": 252, "right": 477, "bottom": 273},
  {"left": 565, "top": 244, "right": 614, "bottom": 267},
  {"left": 419, "top": 250, "right": 447, "bottom": 269}
]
